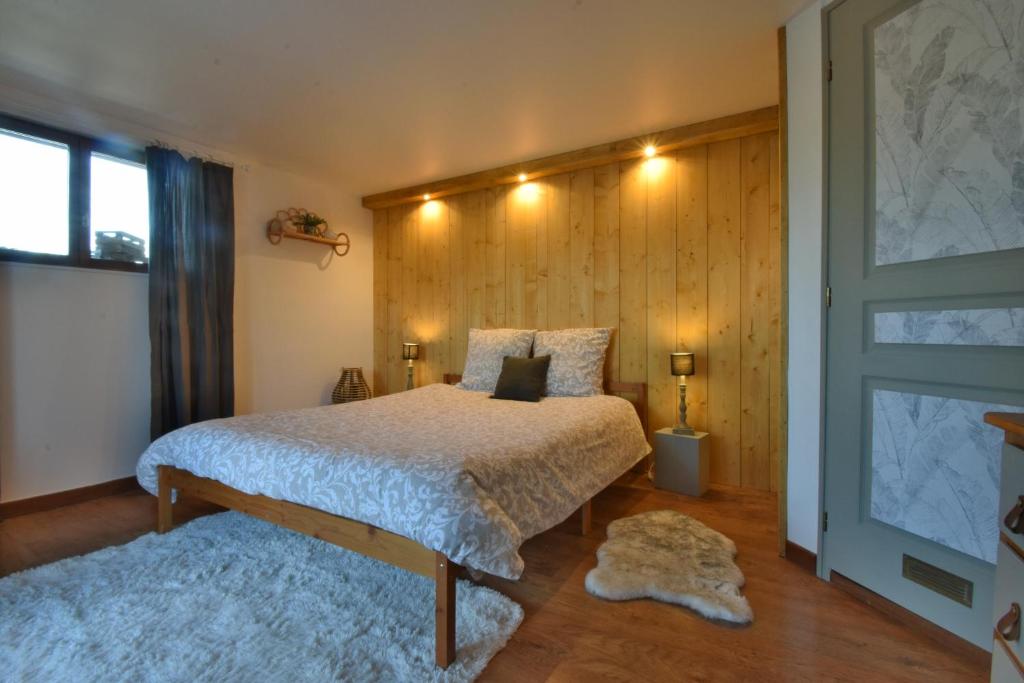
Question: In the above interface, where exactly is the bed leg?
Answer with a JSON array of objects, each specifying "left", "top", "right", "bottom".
[
  {"left": 157, "top": 466, "right": 173, "bottom": 533},
  {"left": 580, "top": 498, "right": 592, "bottom": 535},
  {"left": 435, "top": 552, "right": 456, "bottom": 668}
]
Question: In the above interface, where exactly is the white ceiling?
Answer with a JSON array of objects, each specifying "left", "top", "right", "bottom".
[{"left": 0, "top": 0, "right": 804, "bottom": 195}]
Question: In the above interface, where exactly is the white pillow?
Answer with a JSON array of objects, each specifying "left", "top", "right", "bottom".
[
  {"left": 533, "top": 328, "right": 612, "bottom": 397},
  {"left": 458, "top": 328, "right": 537, "bottom": 393}
]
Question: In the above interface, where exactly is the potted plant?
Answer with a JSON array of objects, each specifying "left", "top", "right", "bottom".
[{"left": 292, "top": 210, "right": 327, "bottom": 236}]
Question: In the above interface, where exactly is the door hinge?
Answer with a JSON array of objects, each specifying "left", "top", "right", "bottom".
[
  {"left": 825, "top": 286, "right": 832, "bottom": 308},
  {"left": 827, "top": 60, "right": 833, "bottom": 82},
  {"left": 822, "top": 512, "right": 829, "bottom": 532}
]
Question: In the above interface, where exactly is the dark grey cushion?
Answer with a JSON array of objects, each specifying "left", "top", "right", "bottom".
[{"left": 491, "top": 355, "right": 551, "bottom": 402}]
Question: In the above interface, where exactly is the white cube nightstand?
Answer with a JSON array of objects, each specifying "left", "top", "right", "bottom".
[{"left": 654, "top": 428, "right": 710, "bottom": 497}]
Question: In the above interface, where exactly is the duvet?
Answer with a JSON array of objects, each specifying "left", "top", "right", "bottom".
[{"left": 137, "top": 383, "right": 650, "bottom": 579}]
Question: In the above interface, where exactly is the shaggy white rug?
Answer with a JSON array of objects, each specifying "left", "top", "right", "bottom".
[
  {"left": 0, "top": 512, "right": 522, "bottom": 682},
  {"left": 584, "top": 509, "right": 753, "bottom": 624}
]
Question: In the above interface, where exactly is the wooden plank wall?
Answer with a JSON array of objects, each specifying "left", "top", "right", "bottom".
[{"left": 372, "top": 130, "right": 781, "bottom": 490}]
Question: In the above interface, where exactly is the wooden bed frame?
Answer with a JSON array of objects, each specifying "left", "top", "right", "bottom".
[{"left": 155, "top": 374, "right": 647, "bottom": 669}]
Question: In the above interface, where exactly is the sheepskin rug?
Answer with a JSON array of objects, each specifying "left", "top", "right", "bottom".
[
  {"left": 584, "top": 510, "right": 752, "bottom": 624},
  {"left": 0, "top": 512, "right": 522, "bottom": 682}
]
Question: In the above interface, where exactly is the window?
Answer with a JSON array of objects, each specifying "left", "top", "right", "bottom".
[
  {"left": 90, "top": 153, "right": 149, "bottom": 263},
  {"left": 0, "top": 129, "right": 70, "bottom": 256},
  {"left": 0, "top": 114, "right": 149, "bottom": 272}
]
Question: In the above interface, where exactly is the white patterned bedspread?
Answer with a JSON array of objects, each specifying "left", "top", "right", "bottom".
[{"left": 137, "top": 383, "right": 650, "bottom": 579}]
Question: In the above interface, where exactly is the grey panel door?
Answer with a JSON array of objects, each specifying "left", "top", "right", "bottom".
[{"left": 823, "top": 0, "right": 1024, "bottom": 648}]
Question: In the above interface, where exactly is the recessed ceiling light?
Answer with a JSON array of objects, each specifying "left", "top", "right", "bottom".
[
  {"left": 423, "top": 193, "right": 431, "bottom": 201},
  {"left": 644, "top": 145, "right": 657, "bottom": 158},
  {"left": 518, "top": 173, "right": 527, "bottom": 182}
]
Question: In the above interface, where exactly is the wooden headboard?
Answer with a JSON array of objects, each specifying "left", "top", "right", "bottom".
[{"left": 442, "top": 374, "right": 647, "bottom": 433}]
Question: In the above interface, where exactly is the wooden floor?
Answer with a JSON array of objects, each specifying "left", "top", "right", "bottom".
[{"left": 1, "top": 477, "right": 987, "bottom": 682}]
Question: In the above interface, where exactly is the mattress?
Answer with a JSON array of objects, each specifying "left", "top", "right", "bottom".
[{"left": 137, "top": 383, "right": 650, "bottom": 579}]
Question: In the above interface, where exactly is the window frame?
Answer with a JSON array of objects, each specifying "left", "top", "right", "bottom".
[{"left": 0, "top": 113, "right": 148, "bottom": 274}]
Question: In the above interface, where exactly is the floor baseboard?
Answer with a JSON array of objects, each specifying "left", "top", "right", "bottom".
[
  {"left": 830, "top": 571, "right": 989, "bottom": 671},
  {"left": 0, "top": 477, "right": 142, "bottom": 520},
  {"left": 784, "top": 540, "right": 817, "bottom": 574}
]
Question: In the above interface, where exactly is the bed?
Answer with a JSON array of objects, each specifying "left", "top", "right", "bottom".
[{"left": 137, "top": 375, "right": 649, "bottom": 668}]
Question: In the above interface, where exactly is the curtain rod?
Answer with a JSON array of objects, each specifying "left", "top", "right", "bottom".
[{"left": 149, "top": 139, "right": 236, "bottom": 168}]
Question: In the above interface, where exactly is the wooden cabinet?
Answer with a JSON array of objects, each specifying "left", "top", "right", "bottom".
[{"left": 987, "top": 413, "right": 1024, "bottom": 682}]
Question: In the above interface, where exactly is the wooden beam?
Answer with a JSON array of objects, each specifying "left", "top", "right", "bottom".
[
  {"left": 361, "top": 106, "right": 780, "bottom": 210},
  {"left": 157, "top": 467, "right": 173, "bottom": 533},
  {"left": 580, "top": 499, "right": 592, "bottom": 535},
  {"left": 159, "top": 466, "right": 437, "bottom": 578},
  {"left": 435, "top": 552, "right": 457, "bottom": 668}
]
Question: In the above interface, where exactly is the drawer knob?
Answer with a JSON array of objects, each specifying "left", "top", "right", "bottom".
[
  {"left": 998, "top": 603, "right": 1021, "bottom": 642},
  {"left": 1005, "top": 496, "right": 1024, "bottom": 534}
]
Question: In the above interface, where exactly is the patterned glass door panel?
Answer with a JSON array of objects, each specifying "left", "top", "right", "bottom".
[
  {"left": 873, "top": 307, "right": 1024, "bottom": 346},
  {"left": 873, "top": 0, "right": 1024, "bottom": 266},
  {"left": 870, "top": 388, "right": 1016, "bottom": 563}
]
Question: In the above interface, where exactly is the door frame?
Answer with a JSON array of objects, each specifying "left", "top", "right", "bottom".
[
  {"left": 817, "top": 0, "right": 849, "bottom": 579},
  {"left": 776, "top": 1, "right": 835, "bottom": 573},
  {"left": 776, "top": 24, "right": 790, "bottom": 558}
]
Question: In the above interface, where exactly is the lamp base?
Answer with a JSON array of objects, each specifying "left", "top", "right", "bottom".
[{"left": 675, "top": 383, "right": 693, "bottom": 436}]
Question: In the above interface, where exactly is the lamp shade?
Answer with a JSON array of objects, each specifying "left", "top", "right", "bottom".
[
  {"left": 670, "top": 352, "right": 695, "bottom": 376},
  {"left": 402, "top": 342, "right": 420, "bottom": 361}
]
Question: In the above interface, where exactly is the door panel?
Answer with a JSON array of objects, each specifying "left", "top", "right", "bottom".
[
  {"left": 872, "top": 0, "right": 1024, "bottom": 266},
  {"left": 824, "top": 0, "right": 1024, "bottom": 648},
  {"left": 869, "top": 388, "right": 1015, "bottom": 564},
  {"left": 873, "top": 307, "right": 1024, "bottom": 347}
]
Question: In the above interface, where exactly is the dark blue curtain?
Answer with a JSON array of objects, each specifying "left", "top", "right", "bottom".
[{"left": 147, "top": 147, "right": 234, "bottom": 439}]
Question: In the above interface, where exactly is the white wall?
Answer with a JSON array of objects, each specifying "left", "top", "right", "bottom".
[
  {"left": 234, "top": 167, "right": 373, "bottom": 415},
  {"left": 0, "top": 91, "right": 372, "bottom": 503},
  {"left": 0, "top": 264, "right": 150, "bottom": 501},
  {"left": 785, "top": 0, "right": 827, "bottom": 554}
]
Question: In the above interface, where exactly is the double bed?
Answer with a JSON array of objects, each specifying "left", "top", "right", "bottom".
[{"left": 137, "top": 375, "right": 649, "bottom": 668}]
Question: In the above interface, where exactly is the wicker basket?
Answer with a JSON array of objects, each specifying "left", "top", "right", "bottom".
[
  {"left": 95, "top": 231, "right": 146, "bottom": 262},
  {"left": 332, "top": 367, "right": 371, "bottom": 404}
]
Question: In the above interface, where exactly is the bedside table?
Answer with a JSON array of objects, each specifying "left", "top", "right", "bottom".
[{"left": 654, "top": 428, "right": 709, "bottom": 496}]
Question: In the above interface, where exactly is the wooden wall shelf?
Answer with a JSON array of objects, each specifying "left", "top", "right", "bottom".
[{"left": 266, "top": 208, "right": 350, "bottom": 256}]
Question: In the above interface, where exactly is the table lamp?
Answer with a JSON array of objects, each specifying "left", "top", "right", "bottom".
[{"left": 403, "top": 342, "right": 420, "bottom": 390}]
